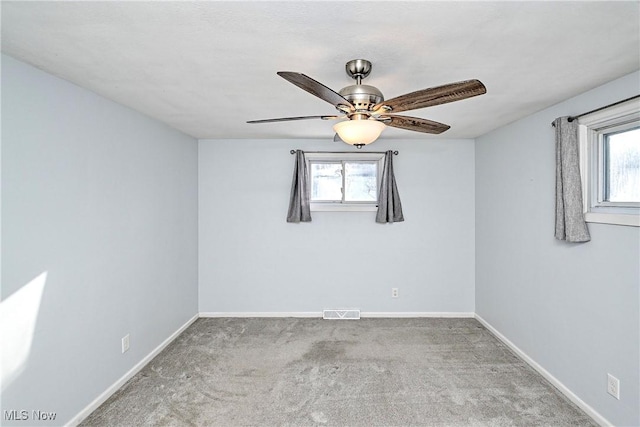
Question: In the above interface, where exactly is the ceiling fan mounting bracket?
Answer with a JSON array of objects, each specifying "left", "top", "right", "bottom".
[{"left": 345, "top": 59, "right": 373, "bottom": 83}]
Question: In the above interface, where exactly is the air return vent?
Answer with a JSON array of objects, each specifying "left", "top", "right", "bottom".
[{"left": 323, "top": 309, "right": 361, "bottom": 320}]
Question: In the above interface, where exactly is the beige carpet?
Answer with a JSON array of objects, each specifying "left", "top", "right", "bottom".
[{"left": 81, "top": 318, "right": 596, "bottom": 426}]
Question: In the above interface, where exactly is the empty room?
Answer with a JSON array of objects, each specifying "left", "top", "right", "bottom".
[{"left": 1, "top": 1, "right": 639, "bottom": 426}]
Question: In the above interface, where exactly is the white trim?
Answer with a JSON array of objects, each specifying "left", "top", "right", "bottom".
[
  {"left": 305, "top": 152, "right": 385, "bottom": 161},
  {"left": 579, "top": 98, "right": 640, "bottom": 126},
  {"left": 199, "top": 311, "right": 475, "bottom": 318},
  {"left": 199, "top": 312, "right": 323, "bottom": 318},
  {"left": 474, "top": 314, "right": 611, "bottom": 427},
  {"left": 578, "top": 98, "right": 640, "bottom": 226},
  {"left": 361, "top": 311, "right": 475, "bottom": 318},
  {"left": 66, "top": 314, "right": 199, "bottom": 427},
  {"left": 585, "top": 212, "right": 640, "bottom": 227},
  {"left": 311, "top": 204, "right": 378, "bottom": 212},
  {"left": 306, "top": 152, "right": 384, "bottom": 212}
]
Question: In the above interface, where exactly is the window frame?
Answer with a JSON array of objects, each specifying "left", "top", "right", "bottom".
[
  {"left": 578, "top": 98, "right": 640, "bottom": 227},
  {"left": 305, "top": 152, "right": 385, "bottom": 212}
]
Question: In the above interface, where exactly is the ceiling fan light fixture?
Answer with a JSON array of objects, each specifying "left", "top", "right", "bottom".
[{"left": 333, "top": 119, "right": 385, "bottom": 146}]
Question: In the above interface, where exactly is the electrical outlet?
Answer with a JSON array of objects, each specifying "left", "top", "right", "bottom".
[
  {"left": 391, "top": 288, "right": 399, "bottom": 298},
  {"left": 121, "top": 334, "right": 130, "bottom": 354},
  {"left": 607, "top": 373, "right": 620, "bottom": 400}
]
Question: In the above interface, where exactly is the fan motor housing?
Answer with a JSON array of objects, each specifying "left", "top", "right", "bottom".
[{"left": 339, "top": 84, "right": 384, "bottom": 111}]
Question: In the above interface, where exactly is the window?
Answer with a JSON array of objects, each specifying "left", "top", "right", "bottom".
[
  {"left": 579, "top": 98, "right": 640, "bottom": 226},
  {"left": 306, "top": 152, "right": 384, "bottom": 211}
]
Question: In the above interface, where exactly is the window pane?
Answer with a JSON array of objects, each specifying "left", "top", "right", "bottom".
[
  {"left": 605, "top": 127, "right": 640, "bottom": 202},
  {"left": 310, "top": 162, "right": 342, "bottom": 201},
  {"left": 344, "top": 162, "right": 377, "bottom": 202}
]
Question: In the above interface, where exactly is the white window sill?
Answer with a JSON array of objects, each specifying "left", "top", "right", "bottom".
[
  {"left": 585, "top": 212, "right": 640, "bottom": 227},
  {"left": 311, "top": 203, "right": 378, "bottom": 212}
]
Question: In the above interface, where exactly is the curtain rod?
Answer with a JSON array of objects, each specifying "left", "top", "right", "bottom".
[
  {"left": 551, "top": 95, "right": 639, "bottom": 127},
  {"left": 290, "top": 150, "right": 398, "bottom": 155}
]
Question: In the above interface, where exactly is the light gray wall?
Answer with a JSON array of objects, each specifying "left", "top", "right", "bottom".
[
  {"left": 1, "top": 55, "right": 199, "bottom": 425},
  {"left": 475, "top": 71, "right": 640, "bottom": 426},
  {"left": 198, "top": 138, "right": 475, "bottom": 314}
]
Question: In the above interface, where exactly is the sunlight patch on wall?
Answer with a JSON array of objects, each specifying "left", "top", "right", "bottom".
[{"left": 1, "top": 272, "right": 47, "bottom": 391}]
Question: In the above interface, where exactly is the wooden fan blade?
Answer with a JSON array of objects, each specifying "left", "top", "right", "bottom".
[
  {"left": 380, "top": 115, "right": 451, "bottom": 134},
  {"left": 375, "top": 79, "right": 486, "bottom": 113},
  {"left": 247, "top": 115, "right": 342, "bottom": 124},
  {"left": 277, "top": 72, "right": 354, "bottom": 110}
]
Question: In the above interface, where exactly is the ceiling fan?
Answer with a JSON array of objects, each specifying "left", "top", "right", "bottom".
[{"left": 248, "top": 59, "right": 487, "bottom": 147}]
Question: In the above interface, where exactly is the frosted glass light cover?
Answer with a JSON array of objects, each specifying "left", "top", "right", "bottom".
[{"left": 333, "top": 119, "right": 385, "bottom": 145}]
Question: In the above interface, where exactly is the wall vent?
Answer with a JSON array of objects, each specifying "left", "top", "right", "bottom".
[{"left": 323, "top": 309, "right": 361, "bottom": 320}]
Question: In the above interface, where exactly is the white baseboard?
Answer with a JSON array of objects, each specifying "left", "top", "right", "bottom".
[
  {"left": 66, "top": 314, "right": 199, "bottom": 427},
  {"left": 362, "top": 311, "right": 475, "bottom": 318},
  {"left": 474, "top": 314, "right": 611, "bottom": 427},
  {"left": 199, "top": 311, "right": 322, "bottom": 318},
  {"left": 199, "top": 312, "right": 475, "bottom": 318}
]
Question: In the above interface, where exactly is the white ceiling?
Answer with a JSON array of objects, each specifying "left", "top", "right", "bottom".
[{"left": 2, "top": 1, "right": 639, "bottom": 140}]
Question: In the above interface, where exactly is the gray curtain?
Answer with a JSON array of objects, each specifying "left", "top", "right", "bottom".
[
  {"left": 554, "top": 117, "right": 590, "bottom": 242},
  {"left": 376, "top": 151, "right": 404, "bottom": 223},
  {"left": 286, "top": 150, "right": 311, "bottom": 223}
]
